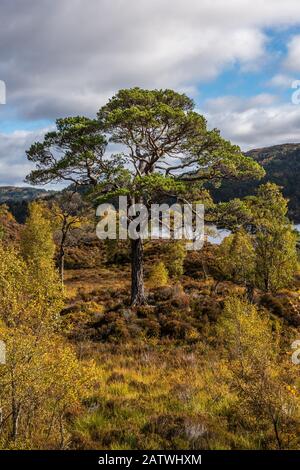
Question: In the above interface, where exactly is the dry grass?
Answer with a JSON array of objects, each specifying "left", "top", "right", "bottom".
[
  {"left": 64, "top": 266, "right": 131, "bottom": 300},
  {"left": 60, "top": 245, "right": 300, "bottom": 450},
  {"left": 69, "top": 343, "right": 235, "bottom": 450}
]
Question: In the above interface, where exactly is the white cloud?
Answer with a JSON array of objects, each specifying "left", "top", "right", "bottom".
[
  {"left": 203, "top": 95, "right": 300, "bottom": 150},
  {"left": 0, "top": 128, "right": 50, "bottom": 185},
  {"left": 1, "top": 0, "right": 300, "bottom": 184},
  {"left": 1, "top": 0, "right": 300, "bottom": 120},
  {"left": 204, "top": 93, "right": 278, "bottom": 114},
  {"left": 268, "top": 73, "right": 295, "bottom": 88},
  {"left": 285, "top": 35, "right": 300, "bottom": 71}
]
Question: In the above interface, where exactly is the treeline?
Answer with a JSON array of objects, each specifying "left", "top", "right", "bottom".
[{"left": 211, "top": 143, "right": 300, "bottom": 223}]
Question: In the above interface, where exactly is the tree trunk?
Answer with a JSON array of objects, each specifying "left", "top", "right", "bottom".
[
  {"left": 273, "top": 418, "right": 282, "bottom": 450},
  {"left": 58, "top": 245, "right": 65, "bottom": 285},
  {"left": 130, "top": 237, "right": 146, "bottom": 306},
  {"left": 59, "top": 226, "right": 67, "bottom": 285},
  {"left": 12, "top": 407, "right": 20, "bottom": 441},
  {"left": 11, "top": 375, "right": 20, "bottom": 441},
  {"left": 245, "top": 282, "right": 254, "bottom": 303}
]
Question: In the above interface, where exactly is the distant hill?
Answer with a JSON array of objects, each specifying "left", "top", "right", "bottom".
[
  {"left": 211, "top": 143, "right": 300, "bottom": 223},
  {"left": 0, "top": 186, "right": 54, "bottom": 203},
  {"left": 0, "top": 186, "right": 55, "bottom": 223},
  {"left": 1, "top": 143, "right": 300, "bottom": 223}
]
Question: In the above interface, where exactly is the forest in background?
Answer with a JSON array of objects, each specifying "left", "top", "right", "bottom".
[
  {"left": 2, "top": 142, "right": 300, "bottom": 224},
  {"left": 211, "top": 143, "right": 300, "bottom": 223}
]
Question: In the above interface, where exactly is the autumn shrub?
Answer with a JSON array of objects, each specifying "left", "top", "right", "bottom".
[
  {"left": 137, "top": 318, "right": 161, "bottom": 338},
  {"left": 0, "top": 242, "right": 97, "bottom": 448},
  {"left": 0, "top": 327, "right": 96, "bottom": 449},
  {"left": 160, "top": 318, "right": 193, "bottom": 340},
  {"left": 164, "top": 241, "right": 186, "bottom": 278},
  {"left": 216, "top": 229, "right": 255, "bottom": 285},
  {"left": 0, "top": 204, "right": 20, "bottom": 245},
  {"left": 148, "top": 261, "right": 169, "bottom": 288},
  {"left": 65, "top": 245, "right": 103, "bottom": 269},
  {"left": 20, "top": 201, "right": 56, "bottom": 268},
  {"left": 260, "top": 293, "right": 300, "bottom": 327},
  {"left": 183, "top": 246, "right": 215, "bottom": 279},
  {"left": 190, "top": 296, "right": 222, "bottom": 324},
  {"left": 215, "top": 296, "right": 300, "bottom": 449},
  {"left": 136, "top": 305, "right": 156, "bottom": 318},
  {"left": 169, "top": 284, "right": 190, "bottom": 309},
  {"left": 93, "top": 311, "right": 145, "bottom": 342},
  {"left": 149, "top": 285, "right": 174, "bottom": 302},
  {"left": 104, "top": 239, "right": 130, "bottom": 265}
]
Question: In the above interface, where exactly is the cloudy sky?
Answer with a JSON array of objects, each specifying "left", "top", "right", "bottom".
[{"left": 1, "top": 0, "right": 300, "bottom": 186}]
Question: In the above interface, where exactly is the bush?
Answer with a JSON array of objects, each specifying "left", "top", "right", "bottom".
[
  {"left": 137, "top": 318, "right": 161, "bottom": 338},
  {"left": 164, "top": 241, "right": 186, "bottom": 278},
  {"left": 148, "top": 261, "right": 169, "bottom": 288},
  {"left": 161, "top": 319, "right": 192, "bottom": 340},
  {"left": 215, "top": 296, "right": 300, "bottom": 449},
  {"left": 260, "top": 293, "right": 300, "bottom": 327}
]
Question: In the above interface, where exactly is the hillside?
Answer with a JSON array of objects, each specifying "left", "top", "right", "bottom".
[
  {"left": 1, "top": 143, "right": 300, "bottom": 224},
  {"left": 211, "top": 143, "right": 300, "bottom": 222},
  {"left": 0, "top": 185, "right": 55, "bottom": 203},
  {"left": 0, "top": 186, "right": 55, "bottom": 222}
]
